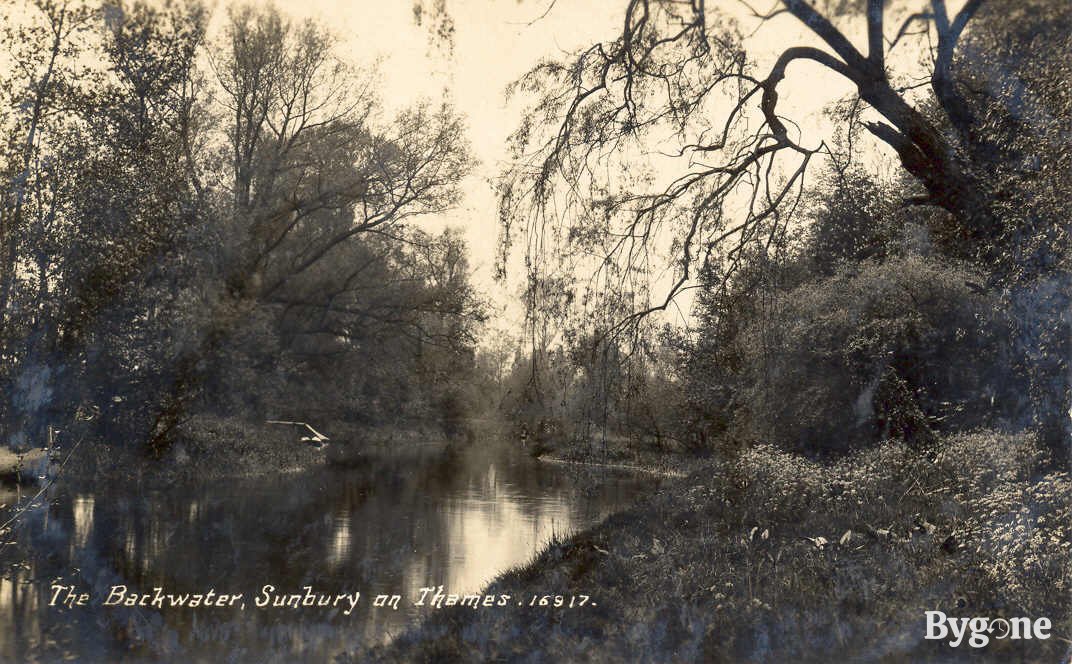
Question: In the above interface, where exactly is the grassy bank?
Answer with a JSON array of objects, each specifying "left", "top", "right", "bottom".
[{"left": 357, "top": 431, "right": 1070, "bottom": 662}]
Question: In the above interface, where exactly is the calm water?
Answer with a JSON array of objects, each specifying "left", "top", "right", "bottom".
[{"left": 0, "top": 440, "right": 658, "bottom": 662}]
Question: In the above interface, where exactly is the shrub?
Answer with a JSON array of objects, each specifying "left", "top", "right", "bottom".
[{"left": 736, "top": 255, "right": 1009, "bottom": 455}]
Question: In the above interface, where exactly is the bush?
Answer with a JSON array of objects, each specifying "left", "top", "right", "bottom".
[{"left": 736, "top": 256, "right": 1010, "bottom": 455}]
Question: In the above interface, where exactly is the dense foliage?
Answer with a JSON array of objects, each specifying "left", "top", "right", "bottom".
[
  {"left": 497, "top": 0, "right": 1069, "bottom": 467},
  {"left": 0, "top": 1, "right": 485, "bottom": 458}
]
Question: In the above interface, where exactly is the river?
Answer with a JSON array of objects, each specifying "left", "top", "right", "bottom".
[{"left": 0, "top": 439, "right": 659, "bottom": 662}]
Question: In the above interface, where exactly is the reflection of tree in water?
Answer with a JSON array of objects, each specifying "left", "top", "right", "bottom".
[
  {"left": 0, "top": 444, "right": 658, "bottom": 660},
  {"left": 1, "top": 485, "right": 122, "bottom": 662}
]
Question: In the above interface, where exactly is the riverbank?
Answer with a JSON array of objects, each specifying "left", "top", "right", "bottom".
[
  {"left": 535, "top": 433, "right": 706, "bottom": 479},
  {"left": 358, "top": 430, "right": 1070, "bottom": 662},
  {"left": 538, "top": 455, "right": 687, "bottom": 478},
  {"left": 47, "top": 414, "right": 469, "bottom": 485}
]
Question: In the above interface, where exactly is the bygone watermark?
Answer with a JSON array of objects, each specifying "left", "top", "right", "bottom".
[{"left": 925, "top": 610, "right": 1051, "bottom": 648}]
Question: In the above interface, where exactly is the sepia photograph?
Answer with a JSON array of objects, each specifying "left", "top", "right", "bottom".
[{"left": 0, "top": 0, "right": 1068, "bottom": 661}]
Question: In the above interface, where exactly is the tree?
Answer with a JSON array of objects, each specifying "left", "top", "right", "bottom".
[
  {"left": 499, "top": 0, "right": 1052, "bottom": 327},
  {"left": 207, "top": 4, "right": 471, "bottom": 302},
  {"left": 499, "top": 0, "right": 1070, "bottom": 459},
  {"left": 0, "top": 0, "right": 95, "bottom": 337},
  {"left": 0, "top": 1, "right": 477, "bottom": 454},
  {"left": 140, "top": 4, "right": 474, "bottom": 452},
  {"left": 0, "top": 0, "right": 210, "bottom": 447}
]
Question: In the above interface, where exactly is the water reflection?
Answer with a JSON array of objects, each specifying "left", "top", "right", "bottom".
[
  {"left": 72, "top": 495, "right": 94, "bottom": 551},
  {"left": 327, "top": 508, "right": 352, "bottom": 570},
  {"left": 0, "top": 441, "right": 658, "bottom": 662}
]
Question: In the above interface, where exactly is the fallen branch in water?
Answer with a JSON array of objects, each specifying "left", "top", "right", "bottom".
[{"left": 265, "top": 420, "right": 330, "bottom": 443}]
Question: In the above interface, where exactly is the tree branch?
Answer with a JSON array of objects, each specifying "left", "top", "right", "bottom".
[
  {"left": 763, "top": 46, "right": 854, "bottom": 139},
  {"left": 867, "top": 0, "right": 885, "bottom": 69},
  {"left": 781, "top": 0, "right": 870, "bottom": 73}
]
